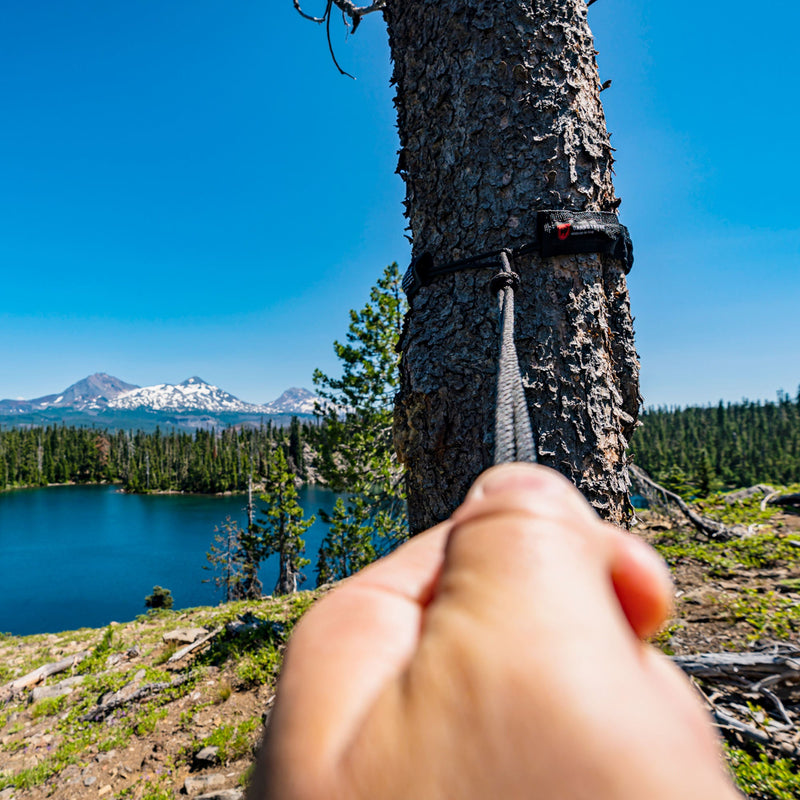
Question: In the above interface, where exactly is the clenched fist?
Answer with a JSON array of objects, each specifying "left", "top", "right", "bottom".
[{"left": 249, "top": 463, "right": 741, "bottom": 800}]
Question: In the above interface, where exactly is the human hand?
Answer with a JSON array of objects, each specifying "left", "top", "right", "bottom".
[{"left": 249, "top": 463, "right": 741, "bottom": 799}]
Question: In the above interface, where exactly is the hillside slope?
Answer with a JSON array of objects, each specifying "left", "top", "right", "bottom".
[{"left": 2, "top": 500, "right": 800, "bottom": 799}]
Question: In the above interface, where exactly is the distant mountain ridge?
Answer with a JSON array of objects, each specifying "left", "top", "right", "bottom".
[
  {"left": 0, "top": 374, "right": 322, "bottom": 429},
  {"left": 0, "top": 373, "right": 138, "bottom": 413}
]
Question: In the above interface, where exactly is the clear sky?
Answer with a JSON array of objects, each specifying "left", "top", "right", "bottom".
[{"left": 2, "top": 0, "right": 798, "bottom": 408}]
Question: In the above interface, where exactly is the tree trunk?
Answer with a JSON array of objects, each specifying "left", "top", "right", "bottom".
[{"left": 385, "top": 0, "right": 639, "bottom": 532}]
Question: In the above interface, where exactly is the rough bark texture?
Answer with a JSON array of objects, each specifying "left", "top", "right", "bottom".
[{"left": 385, "top": 0, "right": 640, "bottom": 532}]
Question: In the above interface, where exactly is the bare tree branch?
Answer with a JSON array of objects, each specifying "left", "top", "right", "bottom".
[
  {"left": 293, "top": 0, "right": 327, "bottom": 23},
  {"left": 293, "top": 0, "right": 385, "bottom": 27},
  {"left": 326, "top": 1, "right": 355, "bottom": 79},
  {"left": 293, "top": 0, "right": 363, "bottom": 78},
  {"left": 331, "top": 0, "right": 386, "bottom": 21}
]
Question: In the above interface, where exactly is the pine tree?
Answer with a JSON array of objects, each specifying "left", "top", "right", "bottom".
[
  {"left": 317, "top": 496, "right": 377, "bottom": 585},
  {"left": 255, "top": 447, "right": 314, "bottom": 595},
  {"left": 204, "top": 516, "right": 248, "bottom": 602},
  {"left": 288, "top": 416, "right": 306, "bottom": 480},
  {"left": 313, "top": 263, "right": 409, "bottom": 584}
]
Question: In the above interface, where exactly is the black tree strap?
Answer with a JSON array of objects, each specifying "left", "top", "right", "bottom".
[
  {"left": 401, "top": 209, "right": 632, "bottom": 299},
  {"left": 492, "top": 251, "right": 537, "bottom": 464},
  {"left": 400, "top": 209, "right": 633, "bottom": 465}
]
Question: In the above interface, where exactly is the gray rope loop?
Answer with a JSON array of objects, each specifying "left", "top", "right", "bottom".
[
  {"left": 489, "top": 271, "right": 520, "bottom": 294},
  {"left": 493, "top": 251, "right": 537, "bottom": 465}
]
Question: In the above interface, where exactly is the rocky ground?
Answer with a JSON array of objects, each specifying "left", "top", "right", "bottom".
[
  {"left": 1, "top": 492, "right": 800, "bottom": 799},
  {"left": 0, "top": 593, "right": 323, "bottom": 800}
]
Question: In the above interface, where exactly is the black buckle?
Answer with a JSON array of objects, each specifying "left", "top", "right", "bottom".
[{"left": 401, "top": 252, "right": 434, "bottom": 298}]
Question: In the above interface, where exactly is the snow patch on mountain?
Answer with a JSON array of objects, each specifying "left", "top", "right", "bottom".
[
  {"left": 0, "top": 374, "right": 327, "bottom": 422},
  {"left": 109, "top": 377, "right": 275, "bottom": 414}
]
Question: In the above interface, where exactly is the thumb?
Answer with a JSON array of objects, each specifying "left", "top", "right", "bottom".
[{"left": 439, "top": 463, "right": 672, "bottom": 643}]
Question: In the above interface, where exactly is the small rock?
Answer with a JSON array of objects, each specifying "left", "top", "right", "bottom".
[
  {"left": 0, "top": 786, "right": 16, "bottom": 800},
  {"left": 98, "top": 786, "right": 112, "bottom": 797},
  {"left": 196, "top": 790, "right": 244, "bottom": 800},
  {"left": 195, "top": 745, "right": 220, "bottom": 764},
  {"left": 84, "top": 775, "right": 97, "bottom": 787},
  {"left": 30, "top": 682, "right": 75, "bottom": 703},
  {"left": 163, "top": 627, "right": 208, "bottom": 645},
  {"left": 185, "top": 774, "right": 228, "bottom": 795}
]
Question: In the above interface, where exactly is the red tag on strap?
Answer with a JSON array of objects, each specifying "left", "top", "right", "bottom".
[{"left": 557, "top": 223, "right": 571, "bottom": 241}]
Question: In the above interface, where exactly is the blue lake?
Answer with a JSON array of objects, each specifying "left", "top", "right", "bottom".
[{"left": 0, "top": 484, "right": 339, "bottom": 636}]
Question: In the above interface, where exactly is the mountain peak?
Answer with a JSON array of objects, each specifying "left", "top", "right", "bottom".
[
  {"left": 0, "top": 375, "right": 326, "bottom": 426},
  {"left": 269, "top": 387, "right": 321, "bottom": 415}
]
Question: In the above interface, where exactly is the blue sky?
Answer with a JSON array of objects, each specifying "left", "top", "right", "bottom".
[{"left": 1, "top": 0, "right": 798, "bottom": 408}]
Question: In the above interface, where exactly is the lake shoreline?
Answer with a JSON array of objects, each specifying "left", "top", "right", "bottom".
[{"left": 0, "top": 477, "right": 327, "bottom": 497}]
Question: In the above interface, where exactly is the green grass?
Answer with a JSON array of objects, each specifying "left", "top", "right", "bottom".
[
  {"left": 31, "top": 694, "right": 68, "bottom": 719},
  {"left": 726, "top": 589, "right": 800, "bottom": 641},
  {"left": 197, "top": 716, "right": 261, "bottom": 765},
  {"left": 726, "top": 744, "right": 800, "bottom": 799},
  {"left": 651, "top": 528, "right": 800, "bottom": 578}
]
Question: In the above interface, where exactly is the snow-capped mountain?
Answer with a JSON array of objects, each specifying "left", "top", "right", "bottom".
[
  {"left": 0, "top": 374, "right": 324, "bottom": 429},
  {"left": 268, "top": 387, "right": 323, "bottom": 416},
  {"left": 0, "top": 373, "right": 138, "bottom": 413},
  {"left": 109, "top": 376, "right": 274, "bottom": 414}
]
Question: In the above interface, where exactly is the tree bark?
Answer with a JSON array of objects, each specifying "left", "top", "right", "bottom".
[{"left": 385, "top": 0, "right": 640, "bottom": 532}]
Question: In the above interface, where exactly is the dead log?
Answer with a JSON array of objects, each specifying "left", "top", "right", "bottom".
[
  {"left": 628, "top": 465, "right": 738, "bottom": 540},
  {"left": 2, "top": 651, "right": 89, "bottom": 700},
  {"left": 682, "top": 653, "right": 800, "bottom": 758},
  {"left": 724, "top": 485, "right": 774, "bottom": 504},
  {"left": 672, "top": 650, "right": 800, "bottom": 682},
  {"left": 768, "top": 493, "right": 800, "bottom": 509},
  {"left": 80, "top": 672, "right": 195, "bottom": 722}
]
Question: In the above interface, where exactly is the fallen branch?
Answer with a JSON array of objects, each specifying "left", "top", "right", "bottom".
[
  {"left": 3, "top": 651, "right": 89, "bottom": 700},
  {"left": 81, "top": 673, "right": 195, "bottom": 722},
  {"left": 672, "top": 650, "right": 800, "bottom": 682},
  {"left": 712, "top": 707, "right": 772, "bottom": 746},
  {"left": 724, "top": 485, "right": 775, "bottom": 505},
  {"left": 768, "top": 493, "right": 800, "bottom": 509},
  {"left": 167, "top": 626, "right": 223, "bottom": 663},
  {"left": 628, "top": 465, "right": 737, "bottom": 540}
]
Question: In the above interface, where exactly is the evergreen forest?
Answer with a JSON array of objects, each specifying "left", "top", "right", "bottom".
[
  {"left": 628, "top": 390, "right": 800, "bottom": 494},
  {"left": 0, "top": 419, "right": 314, "bottom": 494},
  {"left": 1, "top": 389, "right": 798, "bottom": 497}
]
